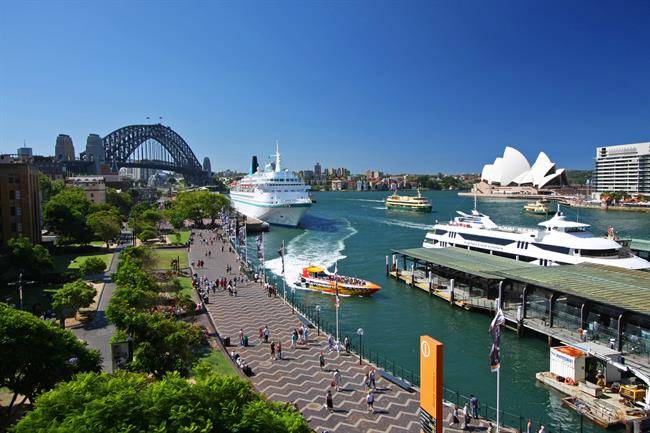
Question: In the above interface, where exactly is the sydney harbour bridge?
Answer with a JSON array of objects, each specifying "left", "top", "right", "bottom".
[{"left": 102, "top": 124, "right": 208, "bottom": 184}]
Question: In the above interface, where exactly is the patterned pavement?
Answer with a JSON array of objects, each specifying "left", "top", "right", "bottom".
[{"left": 190, "top": 230, "right": 506, "bottom": 433}]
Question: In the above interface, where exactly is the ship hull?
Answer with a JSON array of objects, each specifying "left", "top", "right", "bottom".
[
  {"left": 230, "top": 197, "right": 310, "bottom": 227},
  {"left": 386, "top": 203, "right": 432, "bottom": 212},
  {"left": 295, "top": 277, "right": 380, "bottom": 297}
]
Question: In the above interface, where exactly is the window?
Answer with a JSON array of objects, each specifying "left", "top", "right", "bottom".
[
  {"left": 16, "top": 223, "right": 22, "bottom": 233},
  {"left": 580, "top": 248, "right": 619, "bottom": 257},
  {"left": 10, "top": 207, "right": 15, "bottom": 216},
  {"left": 532, "top": 243, "right": 570, "bottom": 255},
  {"left": 461, "top": 233, "right": 513, "bottom": 246},
  {"left": 15, "top": 207, "right": 21, "bottom": 216},
  {"left": 14, "top": 190, "right": 20, "bottom": 200},
  {"left": 9, "top": 190, "right": 14, "bottom": 199}
]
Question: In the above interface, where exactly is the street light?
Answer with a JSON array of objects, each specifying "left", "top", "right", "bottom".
[
  {"left": 357, "top": 328, "right": 364, "bottom": 365},
  {"left": 291, "top": 287, "right": 296, "bottom": 314},
  {"left": 7, "top": 271, "right": 35, "bottom": 311},
  {"left": 315, "top": 305, "right": 321, "bottom": 336}
]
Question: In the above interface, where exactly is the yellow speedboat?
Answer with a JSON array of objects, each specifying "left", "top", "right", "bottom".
[{"left": 295, "top": 266, "right": 380, "bottom": 297}]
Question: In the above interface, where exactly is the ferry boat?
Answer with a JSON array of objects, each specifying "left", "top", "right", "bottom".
[
  {"left": 295, "top": 266, "right": 381, "bottom": 296},
  {"left": 385, "top": 189, "right": 432, "bottom": 212},
  {"left": 229, "top": 144, "right": 312, "bottom": 227},
  {"left": 422, "top": 204, "right": 650, "bottom": 270},
  {"left": 523, "top": 200, "right": 550, "bottom": 215}
]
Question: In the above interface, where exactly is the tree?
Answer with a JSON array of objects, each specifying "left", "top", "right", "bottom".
[
  {"left": 106, "top": 187, "right": 133, "bottom": 218},
  {"left": 6, "top": 236, "right": 53, "bottom": 278},
  {"left": 171, "top": 191, "right": 230, "bottom": 226},
  {"left": 0, "top": 303, "right": 101, "bottom": 422},
  {"left": 38, "top": 174, "right": 65, "bottom": 204},
  {"left": 79, "top": 257, "right": 106, "bottom": 275},
  {"left": 43, "top": 187, "right": 93, "bottom": 244},
  {"left": 137, "top": 224, "right": 159, "bottom": 242},
  {"left": 12, "top": 370, "right": 310, "bottom": 433},
  {"left": 51, "top": 280, "right": 96, "bottom": 318},
  {"left": 87, "top": 209, "right": 121, "bottom": 248}
]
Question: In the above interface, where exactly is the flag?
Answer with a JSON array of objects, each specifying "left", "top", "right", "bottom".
[
  {"left": 256, "top": 234, "right": 264, "bottom": 260},
  {"left": 278, "top": 240, "right": 285, "bottom": 274},
  {"left": 489, "top": 306, "right": 505, "bottom": 372}
]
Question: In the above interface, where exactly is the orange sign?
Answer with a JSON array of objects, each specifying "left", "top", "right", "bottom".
[{"left": 420, "top": 335, "right": 443, "bottom": 433}]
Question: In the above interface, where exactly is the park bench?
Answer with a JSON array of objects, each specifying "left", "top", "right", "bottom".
[{"left": 378, "top": 369, "right": 414, "bottom": 393}]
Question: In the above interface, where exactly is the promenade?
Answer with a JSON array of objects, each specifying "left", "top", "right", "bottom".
[{"left": 190, "top": 229, "right": 507, "bottom": 433}]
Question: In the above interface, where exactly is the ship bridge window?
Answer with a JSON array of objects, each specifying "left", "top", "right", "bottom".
[
  {"left": 565, "top": 227, "right": 587, "bottom": 233},
  {"left": 580, "top": 248, "right": 619, "bottom": 257},
  {"left": 434, "top": 229, "right": 447, "bottom": 236},
  {"left": 532, "top": 243, "right": 570, "bottom": 254}
]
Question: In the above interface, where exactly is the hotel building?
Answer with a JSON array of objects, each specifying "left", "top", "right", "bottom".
[{"left": 594, "top": 142, "right": 650, "bottom": 194}]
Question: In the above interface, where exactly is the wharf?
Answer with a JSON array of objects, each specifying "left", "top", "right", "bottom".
[{"left": 389, "top": 247, "right": 650, "bottom": 379}]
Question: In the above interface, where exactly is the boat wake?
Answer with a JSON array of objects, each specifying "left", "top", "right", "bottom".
[
  {"left": 344, "top": 198, "right": 385, "bottom": 203},
  {"left": 373, "top": 206, "right": 388, "bottom": 210},
  {"left": 265, "top": 218, "right": 357, "bottom": 288},
  {"left": 372, "top": 217, "right": 435, "bottom": 231}
]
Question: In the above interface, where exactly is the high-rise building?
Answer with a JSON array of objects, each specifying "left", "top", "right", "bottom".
[
  {"left": 314, "top": 162, "right": 322, "bottom": 177},
  {"left": 203, "top": 157, "right": 212, "bottom": 173},
  {"left": 17, "top": 147, "right": 33, "bottom": 159},
  {"left": 84, "top": 134, "right": 105, "bottom": 174},
  {"left": 55, "top": 134, "right": 75, "bottom": 161},
  {"left": 594, "top": 142, "right": 650, "bottom": 194},
  {"left": 0, "top": 162, "right": 42, "bottom": 248}
]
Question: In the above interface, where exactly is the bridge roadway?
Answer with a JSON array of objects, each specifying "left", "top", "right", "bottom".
[{"left": 190, "top": 229, "right": 511, "bottom": 433}]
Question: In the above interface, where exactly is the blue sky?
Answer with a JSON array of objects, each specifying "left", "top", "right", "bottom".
[{"left": 1, "top": 0, "right": 648, "bottom": 174}]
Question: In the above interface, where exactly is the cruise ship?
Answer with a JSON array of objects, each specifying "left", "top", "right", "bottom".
[
  {"left": 422, "top": 205, "right": 650, "bottom": 270},
  {"left": 229, "top": 144, "right": 312, "bottom": 227}
]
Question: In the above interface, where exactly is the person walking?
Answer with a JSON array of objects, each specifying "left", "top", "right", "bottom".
[
  {"left": 319, "top": 351, "right": 325, "bottom": 370},
  {"left": 369, "top": 369, "right": 376, "bottom": 389},
  {"left": 270, "top": 341, "right": 276, "bottom": 360},
  {"left": 239, "top": 328, "right": 244, "bottom": 346},
  {"left": 469, "top": 394, "right": 479, "bottom": 419},
  {"left": 276, "top": 341, "right": 282, "bottom": 360},
  {"left": 333, "top": 369, "right": 341, "bottom": 391},
  {"left": 449, "top": 405, "right": 460, "bottom": 427},
  {"left": 328, "top": 335, "right": 334, "bottom": 352},
  {"left": 304, "top": 327, "right": 310, "bottom": 343},
  {"left": 366, "top": 390, "right": 375, "bottom": 414},
  {"left": 462, "top": 402, "right": 471, "bottom": 429},
  {"left": 537, "top": 425, "right": 545, "bottom": 433},
  {"left": 290, "top": 331, "right": 297, "bottom": 349},
  {"left": 526, "top": 419, "right": 532, "bottom": 433},
  {"left": 325, "top": 390, "right": 333, "bottom": 412},
  {"left": 263, "top": 326, "right": 269, "bottom": 343},
  {"left": 344, "top": 337, "right": 350, "bottom": 353}
]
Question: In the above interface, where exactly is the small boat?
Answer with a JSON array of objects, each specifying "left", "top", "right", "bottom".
[
  {"left": 295, "top": 266, "right": 381, "bottom": 297},
  {"left": 385, "top": 188, "right": 432, "bottom": 212},
  {"left": 523, "top": 200, "right": 550, "bottom": 215}
]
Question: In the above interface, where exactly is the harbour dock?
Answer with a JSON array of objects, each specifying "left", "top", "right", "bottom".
[{"left": 388, "top": 247, "right": 650, "bottom": 426}]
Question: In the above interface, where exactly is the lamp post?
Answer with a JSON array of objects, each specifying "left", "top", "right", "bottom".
[
  {"left": 7, "top": 271, "right": 35, "bottom": 311},
  {"left": 315, "top": 305, "right": 321, "bottom": 336},
  {"left": 357, "top": 328, "right": 364, "bottom": 365},
  {"left": 291, "top": 287, "right": 296, "bottom": 314}
]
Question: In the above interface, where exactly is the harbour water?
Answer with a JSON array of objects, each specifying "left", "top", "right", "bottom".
[{"left": 251, "top": 190, "right": 650, "bottom": 432}]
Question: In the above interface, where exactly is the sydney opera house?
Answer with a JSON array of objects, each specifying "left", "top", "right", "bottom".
[{"left": 473, "top": 146, "right": 568, "bottom": 195}]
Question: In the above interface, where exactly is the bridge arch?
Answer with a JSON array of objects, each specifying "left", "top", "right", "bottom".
[{"left": 102, "top": 124, "right": 205, "bottom": 182}]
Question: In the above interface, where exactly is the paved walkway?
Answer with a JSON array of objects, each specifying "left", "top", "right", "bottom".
[{"left": 191, "top": 230, "right": 509, "bottom": 433}]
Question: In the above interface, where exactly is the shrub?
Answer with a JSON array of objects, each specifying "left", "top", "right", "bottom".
[{"left": 79, "top": 256, "right": 106, "bottom": 275}]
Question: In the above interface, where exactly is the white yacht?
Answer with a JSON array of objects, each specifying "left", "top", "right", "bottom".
[
  {"left": 422, "top": 205, "right": 650, "bottom": 270},
  {"left": 229, "top": 144, "right": 312, "bottom": 227}
]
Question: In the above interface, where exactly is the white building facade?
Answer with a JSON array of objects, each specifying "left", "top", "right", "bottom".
[{"left": 594, "top": 142, "right": 650, "bottom": 194}]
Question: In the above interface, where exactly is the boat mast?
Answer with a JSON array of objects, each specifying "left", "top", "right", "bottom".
[{"left": 274, "top": 140, "right": 281, "bottom": 172}]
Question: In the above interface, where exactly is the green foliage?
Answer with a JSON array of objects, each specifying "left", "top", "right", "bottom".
[
  {"left": 106, "top": 187, "right": 133, "bottom": 218},
  {"left": 87, "top": 209, "right": 121, "bottom": 248},
  {"left": 170, "top": 191, "right": 230, "bottom": 226},
  {"left": 38, "top": 174, "right": 65, "bottom": 204},
  {"left": 79, "top": 256, "right": 106, "bottom": 275},
  {"left": 137, "top": 224, "right": 159, "bottom": 242},
  {"left": 12, "top": 371, "right": 310, "bottom": 433},
  {"left": 43, "top": 187, "right": 93, "bottom": 245},
  {"left": 0, "top": 303, "right": 101, "bottom": 410},
  {"left": 6, "top": 236, "right": 53, "bottom": 277},
  {"left": 51, "top": 280, "right": 96, "bottom": 316}
]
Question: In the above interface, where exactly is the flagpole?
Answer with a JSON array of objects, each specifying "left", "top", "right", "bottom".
[
  {"left": 334, "top": 261, "right": 340, "bottom": 348},
  {"left": 496, "top": 368, "right": 500, "bottom": 432}
]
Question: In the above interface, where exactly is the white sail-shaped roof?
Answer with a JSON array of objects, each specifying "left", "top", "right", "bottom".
[{"left": 479, "top": 147, "right": 567, "bottom": 188}]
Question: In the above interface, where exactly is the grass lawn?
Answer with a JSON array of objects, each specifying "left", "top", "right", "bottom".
[
  {"left": 152, "top": 248, "right": 189, "bottom": 270},
  {"left": 172, "top": 230, "right": 191, "bottom": 245},
  {"left": 177, "top": 276, "right": 199, "bottom": 302},
  {"left": 199, "top": 350, "right": 238, "bottom": 377},
  {"left": 53, "top": 252, "right": 113, "bottom": 273},
  {"left": 0, "top": 283, "right": 62, "bottom": 312}
]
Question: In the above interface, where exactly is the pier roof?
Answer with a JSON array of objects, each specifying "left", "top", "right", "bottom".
[
  {"left": 495, "top": 264, "right": 650, "bottom": 316},
  {"left": 393, "top": 247, "right": 534, "bottom": 279}
]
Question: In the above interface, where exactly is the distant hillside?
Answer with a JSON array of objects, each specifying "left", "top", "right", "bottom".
[{"left": 565, "top": 169, "right": 593, "bottom": 186}]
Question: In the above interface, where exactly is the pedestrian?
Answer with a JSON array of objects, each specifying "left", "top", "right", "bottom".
[
  {"left": 328, "top": 335, "right": 334, "bottom": 352},
  {"left": 290, "top": 331, "right": 297, "bottom": 349},
  {"left": 470, "top": 394, "right": 479, "bottom": 419},
  {"left": 462, "top": 402, "right": 471, "bottom": 429},
  {"left": 239, "top": 328, "right": 244, "bottom": 346},
  {"left": 538, "top": 425, "right": 545, "bottom": 433},
  {"left": 263, "top": 326, "right": 269, "bottom": 343},
  {"left": 344, "top": 337, "right": 350, "bottom": 353},
  {"left": 277, "top": 341, "right": 282, "bottom": 360},
  {"left": 319, "top": 351, "right": 325, "bottom": 370},
  {"left": 304, "top": 327, "right": 310, "bottom": 343},
  {"left": 333, "top": 369, "right": 341, "bottom": 391},
  {"left": 526, "top": 419, "right": 532, "bottom": 433},
  {"left": 259, "top": 328, "right": 264, "bottom": 343},
  {"left": 449, "top": 405, "right": 460, "bottom": 427},
  {"left": 369, "top": 369, "right": 376, "bottom": 389},
  {"left": 325, "top": 390, "right": 333, "bottom": 412},
  {"left": 270, "top": 341, "right": 276, "bottom": 360},
  {"left": 362, "top": 372, "right": 370, "bottom": 390},
  {"left": 366, "top": 390, "right": 375, "bottom": 413}
]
